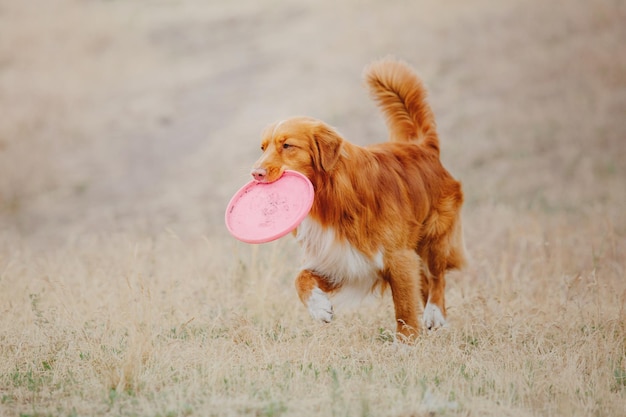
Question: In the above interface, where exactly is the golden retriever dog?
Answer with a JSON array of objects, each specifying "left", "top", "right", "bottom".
[{"left": 251, "top": 58, "right": 466, "bottom": 341}]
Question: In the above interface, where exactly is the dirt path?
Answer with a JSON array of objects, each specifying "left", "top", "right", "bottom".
[{"left": 1, "top": 0, "right": 625, "bottom": 247}]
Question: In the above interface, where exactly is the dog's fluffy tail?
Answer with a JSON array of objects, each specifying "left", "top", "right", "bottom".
[{"left": 364, "top": 58, "right": 438, "bottom": 152}]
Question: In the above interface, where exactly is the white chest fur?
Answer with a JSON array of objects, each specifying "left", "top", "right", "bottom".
[{"left": 295, "top": 217, "right": 384, "bottom": 305}]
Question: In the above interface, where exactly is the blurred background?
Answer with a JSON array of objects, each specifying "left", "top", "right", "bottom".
[{"left": 1, "top": 0, "right": 625, "bottom": 250}]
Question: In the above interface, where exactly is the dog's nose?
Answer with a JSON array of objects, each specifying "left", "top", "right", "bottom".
[{"left": 251, "top": 168, "right": 267, "bottom": 181}]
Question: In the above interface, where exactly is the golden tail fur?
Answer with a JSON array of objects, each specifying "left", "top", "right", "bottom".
[{"left": 364, "top": 58, "right": 439, "bottom": 153}]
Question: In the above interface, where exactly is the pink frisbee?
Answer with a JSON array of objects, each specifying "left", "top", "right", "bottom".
[{"left": 225, "top": 170, "right": 314, "bottom": 244}]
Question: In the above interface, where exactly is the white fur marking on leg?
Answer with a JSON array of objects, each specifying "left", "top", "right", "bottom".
[
  {"left": 307, "top": 287, "right": 333, "bottom": 323},
  {"left": 423, "top": 302, "right": 447, "bottom": 330},
  {"left": 296, "top": 217, "right": 384, "bottom": 307}
]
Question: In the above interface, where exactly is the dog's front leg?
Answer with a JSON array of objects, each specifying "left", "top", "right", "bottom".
[{"left": 295, "top": 269, "right": 334, "bottom": 323}]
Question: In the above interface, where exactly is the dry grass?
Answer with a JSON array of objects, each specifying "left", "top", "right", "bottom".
[
  {"left": 1, "top": 0, "right": 625, "bottom": 416},
  {"left": 1, "top": 222, "right": 624, "bottom": 416}
]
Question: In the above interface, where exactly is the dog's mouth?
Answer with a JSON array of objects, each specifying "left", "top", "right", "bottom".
[{"left": 250, "top": 167, "right": 284, "bottom": 183}]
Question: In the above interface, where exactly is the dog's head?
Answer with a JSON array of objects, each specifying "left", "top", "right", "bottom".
[{"left": 251, "top": 116, "right": 344, "bottom": 183}]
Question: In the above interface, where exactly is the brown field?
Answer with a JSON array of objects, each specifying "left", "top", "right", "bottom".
[{"left": 1, "top": 0, "right": 625, "bottom": 416}]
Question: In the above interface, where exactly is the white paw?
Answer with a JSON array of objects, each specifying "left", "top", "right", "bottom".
[
  {"left": 423, "top": 302, "right": 447, "bottom": 330},
  {"left": 307, "top": 287, "right": 334, "bottom": 323}
]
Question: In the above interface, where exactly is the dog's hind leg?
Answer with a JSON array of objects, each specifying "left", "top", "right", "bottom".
[
  {"left": 423, "top": 214, "right": 465, "bottom": 330},
  {"left": 384, "top": 249, "right": 422, "bottom": 341},
  {"left": 419, "top": 268, "right": 430, "bottom": 308},
  {"left": 295, "top": 270, "right": 335, "bottom": 323},
  {"left": 422, "top": 269, "right": 447, "bottom": 330},
  {"left": 422, "top": 238, "right": 452, "bottom": 330}
]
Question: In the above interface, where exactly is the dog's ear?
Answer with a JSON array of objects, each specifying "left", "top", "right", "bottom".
[{"left": 313, "top": 124, "right": 343, "bottom": 172}]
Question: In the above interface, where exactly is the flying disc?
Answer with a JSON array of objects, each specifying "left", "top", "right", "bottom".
[{"left": 225, "top": 170, "right": 314, "bottom": 244}]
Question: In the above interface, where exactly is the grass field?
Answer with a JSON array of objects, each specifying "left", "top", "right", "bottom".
[{"left": 1, "top": 0, "right": 625, "bottom": 416}]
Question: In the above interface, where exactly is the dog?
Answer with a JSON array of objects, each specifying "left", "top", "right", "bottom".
[{"left": 251, "top": 58, "right": 466, "bottom": 341}]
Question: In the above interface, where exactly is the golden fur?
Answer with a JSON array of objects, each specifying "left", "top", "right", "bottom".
[{"left": 251, "top": 58, "right": 466, "bottom": 340}]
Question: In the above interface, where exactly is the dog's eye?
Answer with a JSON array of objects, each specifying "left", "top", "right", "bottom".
[
  {"left": 282, "top": 143, "right": 291, "bottom": 149},
  {"left": 260, "top": 145, "right": 266, "bottom": 152}
]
